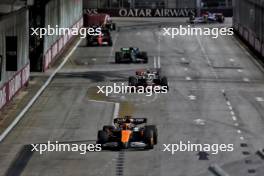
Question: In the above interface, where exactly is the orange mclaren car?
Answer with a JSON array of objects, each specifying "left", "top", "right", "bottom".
[{"left": 97, "top": 116, "right": 157, "bottom": 149}]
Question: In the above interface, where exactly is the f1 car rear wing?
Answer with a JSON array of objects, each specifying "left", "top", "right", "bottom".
[{"left": 114, "top": 118, "right": 147, "bottom": 124}]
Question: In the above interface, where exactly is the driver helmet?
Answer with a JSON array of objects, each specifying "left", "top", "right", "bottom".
[
  {"left": 124, "top": 116, "right": 132, "bottom": 123},
  {"left": 122, "top": 123, "right": 130, "bottom": 130}
]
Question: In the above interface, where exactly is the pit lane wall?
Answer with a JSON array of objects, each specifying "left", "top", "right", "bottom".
[
  {"left": 233, "top": 0, "right": 264, "bottom": 58},
  {"left": 43, "top": 0, "right": 83, "bottom": 71},
  {"left": 0, "top": 9, "right": 30, "bottom": 110}
]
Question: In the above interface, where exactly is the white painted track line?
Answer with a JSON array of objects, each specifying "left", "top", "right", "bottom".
[
  {"left": 158, "top": 56, "right": 161, "bottom": 69},
  {"left": 112, "top": 103, "right": 120, "bottom": 126}
]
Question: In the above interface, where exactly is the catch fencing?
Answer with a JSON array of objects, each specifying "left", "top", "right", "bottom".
[{"left": 233, "top": 0, "right": 264, "bottom": 57}]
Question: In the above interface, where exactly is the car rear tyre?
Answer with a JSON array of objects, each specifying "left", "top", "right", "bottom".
[
  {"left": 217, "top": 15, "right": 225, "bottom": 23},
  {"left": 128, "top": 76, "right": 137, "bottom": 87},
  {"left": 220, "top": 16, "right": 225, "bottom": 23},
  {"left": 109, "top": 40, "right": 113, "bottom": 46},
  {"left": 115, "top": 52, "right": 122, "bottom": 63},
  {"left": 143, "top": 57, "right": 148, "bottom": 63},
  {"left": 97, "top": 130, "right": 109, "bottom": 144},
  {"left": 189, "top": 15, "right": 195, "bottom": 23},
  {"left": 145, "top": 125, "right": 158, "bottom": 144},
  {"left": 161, "top": 76, "right": 169, "bottom": 90},
  {"left": 140, "top": 52, "right": 148, "bottom": 63},
  {"left": 144, "top": 128, "right": 154, "bottom": 149}
]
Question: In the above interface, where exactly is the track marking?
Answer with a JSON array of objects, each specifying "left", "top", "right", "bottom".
[
  {"left": 243, "top": 78, "right": 250, "bottom": 82},
  {"left": 188, "top": 95, "right": 196, "bottom": 100},
  {"left": 0, "top": 38, "right": 83, "bottom": 142},
  {"left": 89, "top": 99, "right": 113, "bottom": 104},
  {"left": 154, "top": 56, "right": 160, "bottom": 69},
  {"left": 255, "top": 97, "right": 264, "bottom": 102},
  {"left": 112, "top": 103, "right": 120, "bottom": 124},
  {"left": 222, "top": 92, "right": 250, "bottom": 148},
  {"left": 184, "top": 68, "right": 188, "bottom": 71},
  {"left": 229, "top": 58, "right": 235, "bottom": 62},
  {"left": 195, "top": 35, "right": 218, "bottom": 79},
  {"left": 157, "top": 56, "right": 161, "bottom": 69},
  {"left": 186, "top": 77, "right": 192, "bottom": 81},
  {"left": 237, "top": 69, "right": 243, "bottom": 73},
  {"left": 242, "top": 151, "right": 250, "bottom": 155},
  {"left": 194, "top": 119, "right": 205, "bottom": 125},
  {"left": 108, "top": 33, "right": 119, "bottom": 62},
  {"left": 154, "top": 56, "right": 157, "bottom": 68},
  {"left": 248, "top": 169, "right": 256, "bottom": 174},
  {"left": 116, "top": 151, "right": 125, "bottom": 176},
  {"left": 158, "top": 29, "right": 161, "bottom": 60},
  {"left": 241, "top": 143, "right": 248, "bottom": 147}
]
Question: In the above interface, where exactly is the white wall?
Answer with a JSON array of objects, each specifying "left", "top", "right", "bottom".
[
  {"left": 0, "top": 8, "right": 29, "bottom": 87},
  {"left": 44, "top": 0, "right": 82, "bottom": 53}
]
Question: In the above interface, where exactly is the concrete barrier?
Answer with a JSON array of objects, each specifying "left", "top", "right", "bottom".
[
  {"left": 43, "top": 17, "right": 83, "bottom": 71},
  {"left": 243, "top": 29, "right": 249, "bottom": 41},
  {"left": 234, "top": 22, "right": 264, "bottom": 60},
  {"left": 249, "top": 32, "right": 255, "bottom": 47},
  {"left": 239, "top": 26, "right": 243, "bottom": 36},
  {"left": 0, "top": 64, "right": 30, "bottom": 110},
  {"left": 262, "top": 44, "right": 264, "bottom": 57},
  {"left": 255, "top": 38, "right": 261, "bottom": 53}
]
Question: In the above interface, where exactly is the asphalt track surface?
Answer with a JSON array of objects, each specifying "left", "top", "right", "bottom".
[{"left": 1, "top": 18, "right": 264, "bottom": 176}]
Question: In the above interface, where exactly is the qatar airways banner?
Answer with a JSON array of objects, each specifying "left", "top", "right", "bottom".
[{"left": 84, "top": 8, "right": 196, "bottom": 17}]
